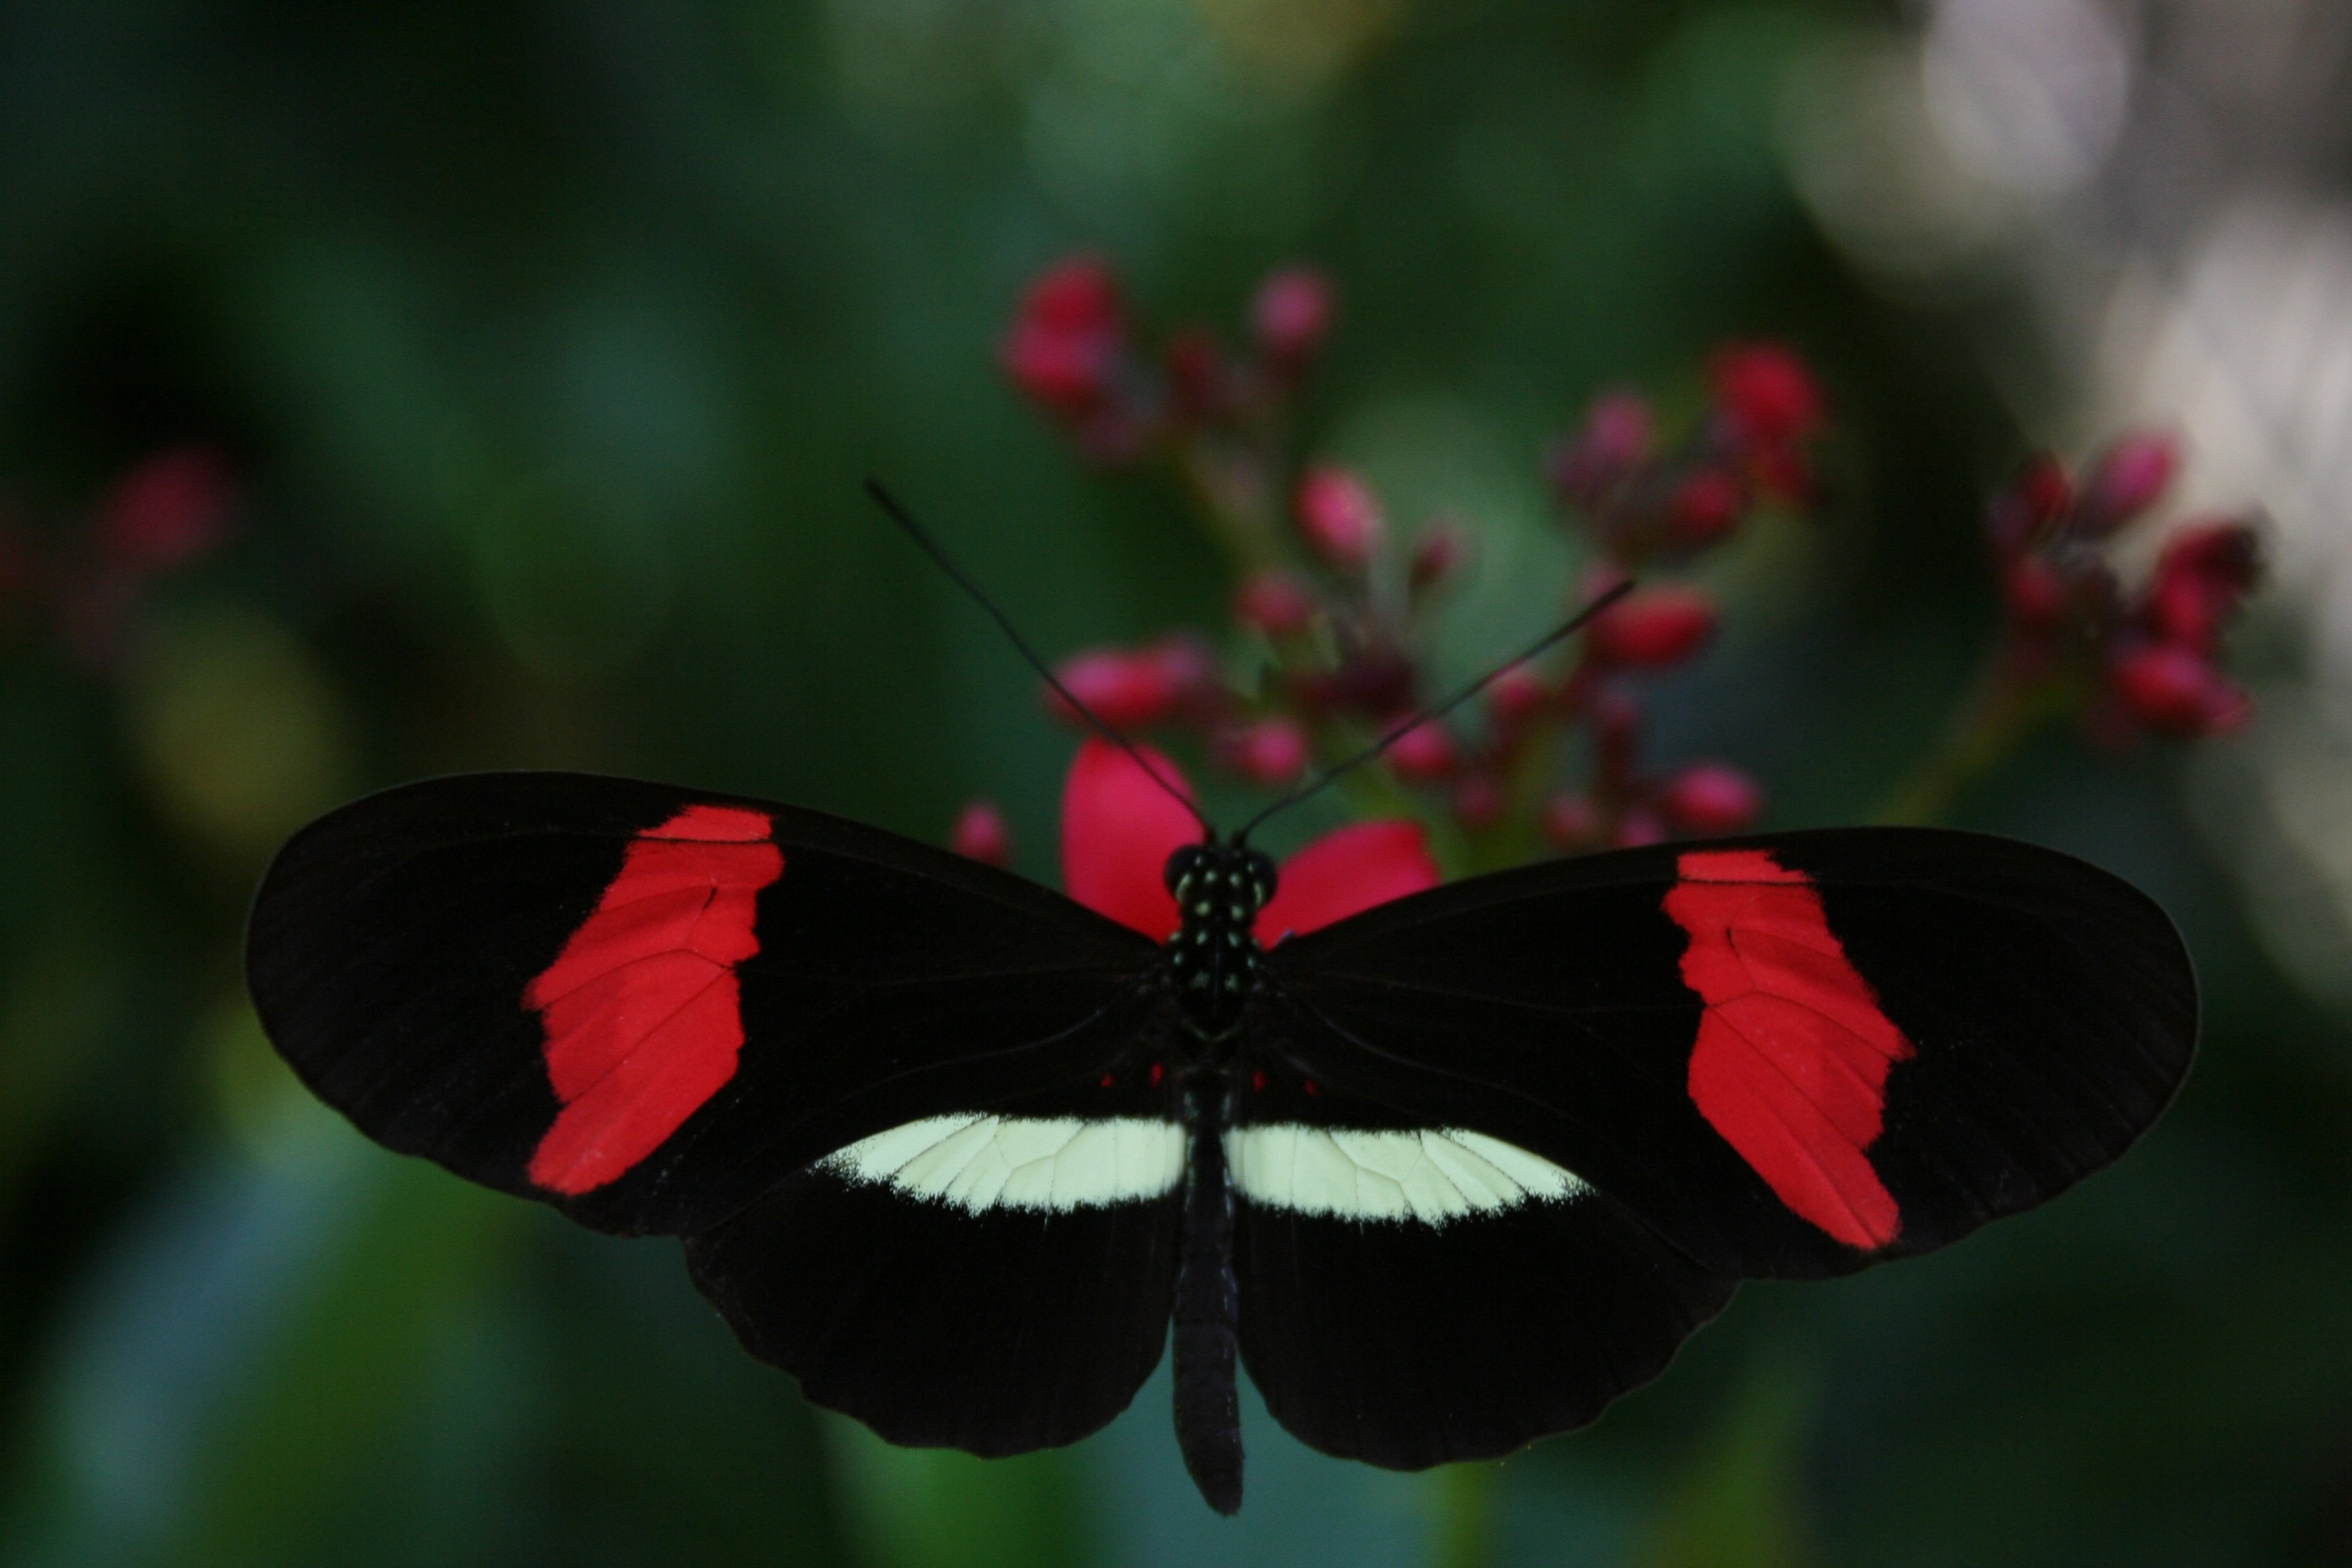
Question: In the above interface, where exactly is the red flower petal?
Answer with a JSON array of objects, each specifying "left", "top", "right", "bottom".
[
  {"left": 1235, "top": 570, "right": 1316, "bottom": 637},
  {"left": 1294, "top": 466, "right": 1384, "bottom": 571},
  {"left": 1061, "top": 736, "right": 1197, "bottom": 938},
  {"left": 1254, "top": 267, "right": 1335, "bottom": 368},
  {"left": 949, "top": 799, "right": 1013, "bottom": 866},
  {"left": 1659, "top": 762, "right": 1764, "bottom": 834},
  {"left": 1000, "top": 255, "right": 1127, "bottom": 419},
  {"left": 1585, "top": 585, "right": 1718, "bottom": 668},
  {"left": 1666, "top": 469, "right": 1743, "bottom": 547},
  {"left": 1548, "top": 391, "right": 1653, "bottom": 508},
  {"left": 1707, "top": 342, "right": 1826, "bottom": 448},
  {"left": 1256, "top": 821, "right": 1439, "bottom": 945},
  {"left": 2074, "top": 431, "right": 2178, "bottom": 538},
  {"left": 97, "top": 446, "right": 233, "bottom": 569}
]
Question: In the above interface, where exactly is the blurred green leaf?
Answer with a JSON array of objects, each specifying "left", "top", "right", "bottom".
[
  {"left": 1635, "top": 1361, "right": 1812, "bottom": 1568},
  {"left": 5, "top": 1119, "right": 512, "bottom": 1568},
  {"left": 829, "top": 1418, "right": 1094, "bottom": 1568},
  {"left": 122, "top": 602, "right": 354, "bottom": 866}
]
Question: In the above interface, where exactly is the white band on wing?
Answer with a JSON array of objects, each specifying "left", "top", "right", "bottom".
[
  {"left": 818, "top": 1114, "right": 1188, "bottom": 1213},
  {"left": 1224, "top": 1124, "right": 1587, "bottom": 1224}
]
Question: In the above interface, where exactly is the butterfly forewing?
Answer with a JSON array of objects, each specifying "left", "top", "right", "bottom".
[
  {"left": 1255, "top": 827, "right": 2197, "bottom": 1282},
  {"left": 247, "top": 772, "right": 1167, "bottom": 1238}
]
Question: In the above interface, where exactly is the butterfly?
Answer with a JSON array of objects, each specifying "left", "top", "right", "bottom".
[{"left": 245, "top": 727, "right": 2196, "bottom": 1515}]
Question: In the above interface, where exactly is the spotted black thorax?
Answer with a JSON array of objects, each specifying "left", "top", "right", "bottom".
[{"left": 1162, "top": 841, "right": 1277, "bottom": 1039}]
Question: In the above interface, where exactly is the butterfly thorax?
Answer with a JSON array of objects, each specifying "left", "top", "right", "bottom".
[{"left": 1163, "top": 841, "right": 1275, "bottom": 1041}]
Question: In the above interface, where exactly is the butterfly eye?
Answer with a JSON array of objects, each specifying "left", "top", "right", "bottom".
[
  {"left": 1243, "top": 850, "right": 1277, "bottom": 909},
  {"left": 1164, "top": 844, "right": 1207, "bottom": 896}
]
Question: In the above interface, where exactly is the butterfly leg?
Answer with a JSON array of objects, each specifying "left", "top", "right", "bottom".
[{"left": 1173, "top": 1100, "right": 1244, "bottom": 1515}]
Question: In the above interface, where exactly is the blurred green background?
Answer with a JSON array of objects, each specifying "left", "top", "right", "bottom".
[{"left": 3, "top": 1, "right": 2349, "bottom": 1564}]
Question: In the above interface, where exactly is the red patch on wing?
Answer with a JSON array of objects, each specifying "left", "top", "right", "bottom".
[
  {"left": 524, "top": 804, "right": 784, "bottom": 1196},
  {"left": 1663, "top": 847, "right": 1912, "bottom": 1250}
]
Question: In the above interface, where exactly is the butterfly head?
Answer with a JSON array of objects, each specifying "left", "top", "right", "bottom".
[{"left": 1164, "top": 840, "right": 1277, "bottom": 917}]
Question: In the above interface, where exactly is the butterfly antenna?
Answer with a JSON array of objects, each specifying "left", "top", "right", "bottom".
[
  {"left": 864, "top": 480, "right": 1215, "bottom": 836},
  {"left": 1235, "top": 577, "right": 1636, "bottom": 840}
]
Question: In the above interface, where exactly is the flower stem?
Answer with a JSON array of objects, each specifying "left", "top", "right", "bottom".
[
  {"left": 1175, "top": 436, "right": 1286, "bottom": 576},
  {"left": 1874, "top": 648, "right": 2069, "bottom": 826}
]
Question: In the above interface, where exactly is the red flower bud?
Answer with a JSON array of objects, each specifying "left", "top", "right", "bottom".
[
  {"left": 1659, "top": 762, "right": 1763, "bottom": 834},
  {"left": 1590, "top": 685, "right": 1643, "bottom": 768},
  {"left": 950, "top": 799, "right": 1013, "bottom": 866},
  {"left": 1666, "top": 469, "right": 1744, "bottom": 549},
  {"left": 1385, "top": 720, "right": 1456, "bottom": 783},
  {"left": 1540, "top": 792, "right": 1597, "bottom": 851},
  {"left": 1023, "top": 255, "right": 1123, "bottom": 334},
  {"left": 1987, "top": 454, "right": 2072, "bottom": 556},
  {"left": 1547, "top": 391, "right": 1653, "bottom": 509},
  {"left": 1234, "top": 570, "right": 1316, "bottom": 638},
  {"left": 1409, "top": 518, "right": 1467, "bottom": 592},
  {"left": 2204, "top": 681, "right": 2253, "bottom": 735},
  {"left": 1141, "top": 633, "right": 1218, "bottom": 713},
  {"left": 2108, "top": 642, "right": 2251, "bottom": 737},
  {"left": 1254, "top": 267, "right": 1335, "bottom": 372},
  {"left": 1708, "top": 342, "right": 1826, "bottom": 448},
  {"left": 2146, "top": 521, "right": 2261, "bottom": 647},
  {"left": 2002, "top": 555, "right": 2070, "bottom": 630},
  {"left": 1048, "top": 645, "right": 1181, "bottom": 729},
  {"left": 1164, "top": 329, "right": 1226, "bottom": 421},
  {"left": 1585, "top": 585, "right": 1718, "bottom": 669},
  {"left": 1295, "top": 466, "right": 1384, "bottom": 571},
  {"left": 1000, "top": 255, "right": 1126, "bottom": 419},
  {"left": 1485, "top": 664, "right": 1551, "bottom": 726},
  {"left": 2074, "top": 432, "right": 2178, "bottom": 538},
  {"left": 1227, "top": 717, "right": 1309, "bottom": 787},
  {"left": 1747, "top": 444, "right": 1814, "bottom": 506},
  {"left": 1291, "top": 652, "right": 1414, "bottom": 717},
  {"left": 1616, "top": 807, "right": 1668, "bottom": 849},
  {"left": 1451, "top": 774, "right": 1504, "bottom": 832},
  {"left": 2157, "top": 519, "right": 2261, "bottom": 598},
  {"left": 95, "top": 446, "right": 233, "bottom": 570}
]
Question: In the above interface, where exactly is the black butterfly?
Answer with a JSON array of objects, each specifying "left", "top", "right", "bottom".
[{"left": 245, "top": 756, "right": 2194, "bottom": 1514}]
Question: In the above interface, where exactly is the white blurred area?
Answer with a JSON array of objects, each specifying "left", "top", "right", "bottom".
[{"left": 1784, "top": 0, "right": 2352, "bottom": 1007}]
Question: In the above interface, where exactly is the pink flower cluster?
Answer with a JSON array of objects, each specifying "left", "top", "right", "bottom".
[
  {"left": 0, "top": 446, "right": 236, "bottom": 666},
  {"left": 1533, "top": 347, "right": 1831, "bottom": 847},
  {"left": 1000, "top": 255, "right": 1334, "bottom": 466},
  {"left": 1988, "top": 434, "right": 2261, "bottom": 740},
  {"left": 981, "top": 257, "right": 1833, "bottom": 864},
  {"left": 1031, "top": 452, "right": 1512, "bottom": 822},
  {"left": 977, "top": 252, "right": 2259, "bottom": 875},
  {"left": 1547, "top": 344, "right": 1827, "bottom": 564}
]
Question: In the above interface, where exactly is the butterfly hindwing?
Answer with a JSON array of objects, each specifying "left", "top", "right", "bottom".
[
  {"left": 1222, "top": 1061, "right": 1735, "bottom": 1469},
  {"left": 246, "top": 771, "right": 1165, "bottom": 1237},
  {"left": 685, "top": 1090, "right": 1190, "bottom": 1454},
  {"left": 1256, "top": 827, "right": 2196, "bottom": 1281}
]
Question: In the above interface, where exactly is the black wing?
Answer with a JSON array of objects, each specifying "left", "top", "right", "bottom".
[
  {"left": 249, "top": 770, "right": 1188, "bottom": 1451},
  {"left": 1228, "top": 826, "right": 2192, "bottom": 1465}
]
